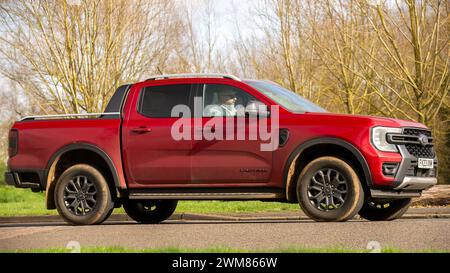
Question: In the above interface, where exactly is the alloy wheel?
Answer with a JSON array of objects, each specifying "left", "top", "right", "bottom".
[
  {"left": 63, "top": 175, "right": 97, "bottom": 216},
  {"left": 307, "top": 168, "right": 348, "bottom": 211}
]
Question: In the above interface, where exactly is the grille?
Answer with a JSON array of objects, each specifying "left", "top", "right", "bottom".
[
  {"left": 403, "top": 128, "right": 431, "bottom": 137},
  {"left": 403, "top": 128, "right": 435, "bottom": 158},
  {"left": 404, "top": 160, "right": 437, "bottom": 177}
]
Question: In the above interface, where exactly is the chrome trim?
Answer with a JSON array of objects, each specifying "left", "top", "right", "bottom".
[
  {"left": 145, "top": 73, "right": 241, "bottom": 81},
  {"left": 387, "top": 133, "right": 434, "bottom": 146},
  {"left": 393, "top": 177, "right": 437, "bottom": 190},
  {"left": 20, "top": 112, "right": 120, "bottom": 121}
]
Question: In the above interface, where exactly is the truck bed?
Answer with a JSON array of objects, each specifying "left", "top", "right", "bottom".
[{"left": 7, "top": 116, "right": 127, "bottom": 189}]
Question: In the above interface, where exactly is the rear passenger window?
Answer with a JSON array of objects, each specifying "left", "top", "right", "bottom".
[{"left": 139, "top": 84, "right": 191, "bottom": 118}]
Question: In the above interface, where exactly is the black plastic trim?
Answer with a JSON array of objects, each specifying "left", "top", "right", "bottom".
[
  {"left": 4, "top": 169, "right": 46, "bottom": 189},
  {"left": 282, "top": 137, "right": 373, "bottom": 189},
  {"left": 44, "top": 143, "right": 123, "bottom": 189},
  {"left": 104, "top": 84, "right": 132, "bottom": 114},
  {"left": 279, "top": 128, "right": 290, "bottom": 147},
  {"left": 129, "top": 187, "right": 282, "bottom": 194},
  {"left": 128, "top": 187, "right": 284, "bottom": 200}
]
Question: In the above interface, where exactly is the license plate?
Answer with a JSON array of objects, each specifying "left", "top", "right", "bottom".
[{"left": 418, "top": 158, "right": 434, "bottom": 169}]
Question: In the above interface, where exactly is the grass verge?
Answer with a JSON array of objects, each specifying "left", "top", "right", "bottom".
[
  {"left": 2, "top": 246, "right": 448, "bottom": 253},
  {"left": 0, "top": 185, "right": 299, "bottom": 216}
]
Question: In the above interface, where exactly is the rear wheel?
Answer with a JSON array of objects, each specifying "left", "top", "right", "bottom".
[
  {"left": 54, "top": 164, "right": 114, "bottom": 225},
  {"left": 123, "top": 200, "right": 178, "bottom": 224},
  {"left": 358, "top": 198, "right": 411, "bottom": 221},
  {"left": 296, "top": 157, "right": 364, "bottom": 222}
]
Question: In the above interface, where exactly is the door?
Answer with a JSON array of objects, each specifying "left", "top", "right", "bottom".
[
  {"left": 123, "top": 83, "right": 194, "bottom": 186},
  {"left": 191, "top": 83, "right": 273, "bottom": 184}
]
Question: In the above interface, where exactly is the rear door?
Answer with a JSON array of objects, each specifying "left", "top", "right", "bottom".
[{"left": 122, "top": 82, "right": 194, "bottom": 186}]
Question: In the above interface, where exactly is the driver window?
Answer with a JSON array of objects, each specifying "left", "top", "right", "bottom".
[{"left": 203, "top": 84, "right": 261, "bottom": 117}]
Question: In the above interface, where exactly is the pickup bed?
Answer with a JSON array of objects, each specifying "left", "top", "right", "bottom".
[{"left": 5, "top": 73, "right": 438, "bottom": 224}]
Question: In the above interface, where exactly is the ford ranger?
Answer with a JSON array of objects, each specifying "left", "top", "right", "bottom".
[{"left": 4, "top": 73, "right": 438, "bottom": 225}]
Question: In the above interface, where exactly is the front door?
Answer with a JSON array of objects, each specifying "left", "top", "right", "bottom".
[{"left": 190, "top": 83, "right": 273, "bottom": 184}]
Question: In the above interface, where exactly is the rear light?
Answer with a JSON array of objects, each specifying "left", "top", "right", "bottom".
[{"left": 8, "top": 129, "right": 18, "bottom": 157}]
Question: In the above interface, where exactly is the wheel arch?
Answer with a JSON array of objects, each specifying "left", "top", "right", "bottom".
[
  {"left": 283, "top": 137, "right": 372, "bottom": 202},
  {"left": 44, "top": 143, "right": 122, "bottom": 209}
]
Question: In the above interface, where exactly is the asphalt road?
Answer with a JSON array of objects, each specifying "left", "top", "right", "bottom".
[{"left": 0, "top": 218, "right": 449, "bottom": 251}]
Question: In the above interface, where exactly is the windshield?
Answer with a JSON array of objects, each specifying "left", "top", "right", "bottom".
[{"left": 244, "top": 80, "right": 327, "bottom": 113}]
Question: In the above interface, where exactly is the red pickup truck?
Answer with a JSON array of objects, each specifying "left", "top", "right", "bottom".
[{"left": 5, "top": 74, "right": 437, "bottom": 225}]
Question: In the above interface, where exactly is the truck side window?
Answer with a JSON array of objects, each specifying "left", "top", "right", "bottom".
[
  {"left": 203, "top": 84, "right": 259, "bottom": 117},
  {"left": 139, "top": 84, "right": 191, "bottom": 118}
]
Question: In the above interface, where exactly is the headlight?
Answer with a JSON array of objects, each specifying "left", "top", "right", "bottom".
[{"left": 371, "top": 126, "right": 402, "bottom": 152}]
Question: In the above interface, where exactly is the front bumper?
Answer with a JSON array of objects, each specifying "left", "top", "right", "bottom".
[
  {"left": 370, "top": 176, "right": 438, "bottom": 199},
  {"left": 393, "top": 176, "right": 437, "bottom": 191},
  {"left": 370, "top": 132, "right": 437, "bottom": 198}
]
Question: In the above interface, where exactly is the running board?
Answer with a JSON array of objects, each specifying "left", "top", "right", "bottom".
[{"left": 128, "top": 189, "right": 284, "bottom": 200}]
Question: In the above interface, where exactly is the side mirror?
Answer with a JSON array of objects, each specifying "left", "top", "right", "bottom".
[{"left": 245, "top": 100, "right": 270, "bottom": 117}]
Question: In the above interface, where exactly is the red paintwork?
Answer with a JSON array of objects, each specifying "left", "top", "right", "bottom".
[{"left": 8, "top": 77, "right": 428, "bottom": 191}]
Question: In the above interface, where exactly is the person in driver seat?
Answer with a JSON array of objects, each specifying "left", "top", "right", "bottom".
[{"left": 206, "top": 89, "right": 238, "bottom": 117}]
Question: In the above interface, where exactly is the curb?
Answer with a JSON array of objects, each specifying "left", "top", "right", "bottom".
[
  {"left": 0, "top": 213, "right": 241, "bottom": 224},
  {"left": 1, "top": 212, "right": 449, "bottom": 224}
]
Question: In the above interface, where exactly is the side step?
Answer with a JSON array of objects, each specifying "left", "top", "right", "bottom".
[{"left": 128, "top": 188, "right": 284, "bottom": 200}]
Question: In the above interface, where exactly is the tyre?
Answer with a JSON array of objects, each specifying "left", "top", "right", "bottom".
[
  {"left": 358, "top": 198, "right": 411, "bottom": 221},
  {"left": 296, "top": 156, "right": 364, "bottom": 222},
  {"left": 54, "top": 164, "right": 114, "bottom": 225},
  {"left": 123, "top": 200, "right": 178, "bottom": 224}
]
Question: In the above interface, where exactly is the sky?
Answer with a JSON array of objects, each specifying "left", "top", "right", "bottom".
[{"left": 188, "top": 0, "right": 260, "bottom": 49}]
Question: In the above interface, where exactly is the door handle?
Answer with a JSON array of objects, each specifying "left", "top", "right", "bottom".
[{"left": 131, "top": 127, "right": 152, "bottom": 134}]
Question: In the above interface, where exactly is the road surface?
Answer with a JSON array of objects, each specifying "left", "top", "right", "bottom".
[{"left": 0, "top": 218, "right": 449, "bottom": 251}]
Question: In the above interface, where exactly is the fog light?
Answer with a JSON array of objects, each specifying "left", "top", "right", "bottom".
[{"left": 382, "top": 163, "right": 399, "bottom": 176}]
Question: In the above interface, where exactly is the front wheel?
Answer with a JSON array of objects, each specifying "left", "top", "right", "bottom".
[
  {"left": 123, "top": 200, "right": 178, "bottom": 224},
  {"left": 296, "top": 157, "right": 364, "bottom": 222},
  {"left": 358, "top": 198, "right": 411, "bottom": 221}
]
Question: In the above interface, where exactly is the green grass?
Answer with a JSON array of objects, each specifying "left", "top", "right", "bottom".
[
  {"left": 176, "top": 200, "right": 298, "bottom": 214},
  {"left": 2, "top": 246, "right": 448, "bottom": 253},
  {"left": 0, "top": 182, "right": 299, "bottom": 216},
  {"left": 0, "top": 163, "right": 5, "bottom": 186},
  {"left": 0, "top": 162, "right": 298, "bottom": 216},
  {"left": 0, "top": 186, "right": 58, "bottom": 216}
]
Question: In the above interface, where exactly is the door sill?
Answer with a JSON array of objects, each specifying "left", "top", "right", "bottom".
[{"left": 128, "top": 188, "right": 284, "bottom": 200}]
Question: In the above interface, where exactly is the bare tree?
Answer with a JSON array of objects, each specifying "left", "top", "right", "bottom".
[
  {"left": 173, "top": 0, "right": 228, "bottom": 73},
  {"left": 233, "top": 0, "right": 323, "bottom": 102},
  {"left": 353, "top": 0, "right": 449, "bottom": 125},
  {"left": 0, "top": 0, "right": 184, "bottom": 114}
]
